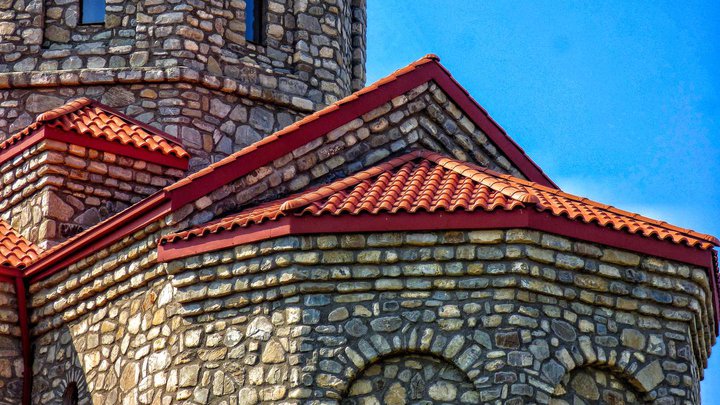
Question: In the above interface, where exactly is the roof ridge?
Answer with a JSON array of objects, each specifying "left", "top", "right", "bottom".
[
  {"left": 160, "top": 149, "right": 718, "bottom": 253},
  {"left": 430, "top": 156, "right": 718, "bottom": 244},
  {"left": 85, "top": 99, "right": 185, "bottom": 148},
  {"left": 415, "top": 150, "right": 541, "bottom": 204},
  {"left": 0, "top": 97, "right": 190, "bottom": 163},
  {"left": 36, "top": 97, "right": 92, "bottom": 122},
  {"left": 510, "top": 174, "right": 720, "bottom": 245}
]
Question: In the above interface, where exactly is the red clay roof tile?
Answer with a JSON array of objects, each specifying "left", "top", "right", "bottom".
[
  {"left": 162, "top": 150, "right": 719, "bottom": 250},
  {"left": 0, "top": 220, "right": 41, "bottom": 269},
  {"left": 0, "top": 97, "right": 189, "bottom": 159}
]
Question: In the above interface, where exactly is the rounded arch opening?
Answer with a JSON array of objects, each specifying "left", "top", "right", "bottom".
[
  {"left": 341, "top": 353, "right": 480, "bottom": 404},
  {"left": 62, "top": 381, "right": 79, "bottom": 405}
]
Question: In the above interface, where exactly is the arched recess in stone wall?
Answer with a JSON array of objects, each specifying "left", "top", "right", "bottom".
[
  {"left": 329, "top": 326, "right": 486, "bottom": 399},
  {"left": 341, "top": 353, "right": 481, "bottom": 404},
  {"left": 550, "top": 366, "right": 643, "bottom": 405}
]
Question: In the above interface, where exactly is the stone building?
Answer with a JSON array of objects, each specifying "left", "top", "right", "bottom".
[{"left": 0, "top": 1, "right": 717, "bottom": 405}]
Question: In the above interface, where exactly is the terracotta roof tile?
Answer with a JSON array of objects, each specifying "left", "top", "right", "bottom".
[
  {"left": 0, "top": 98, "right": 189, "bottom": 159},
  {"left": 162, "top": 150, "right": 719, "bottom": 250},
  {"left": 0, "top": 220, "right": 41, "bottom": 269}
]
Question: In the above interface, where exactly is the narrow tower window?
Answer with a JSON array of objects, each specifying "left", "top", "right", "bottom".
[
  {"left": 245, "top": 0, "right": 266, "bottom": 44},
  {"left": 80, "top": 0, "right": 106, "bottom": 25}
]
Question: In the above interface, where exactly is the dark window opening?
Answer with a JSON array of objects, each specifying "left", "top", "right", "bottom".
[
  {"left": 80, "top": 0, "right": 106, "bottom": 25},
  {"left": 62, "top": 382, "right": 79, "bottom": 405},
  {"left": 245, "top": 0, "right": 266, "bottom": 44}
]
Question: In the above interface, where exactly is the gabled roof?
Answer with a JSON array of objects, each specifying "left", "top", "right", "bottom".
[
  {"left": 165, "top": 55, "right": 557, "bottom": 210},
  {"left": 0, "top": 98, "right": 189, "bottom": 169},
  {"left": 158, "top": 149, "right": 720, "bottom": 333},
  {"left": 161, "top": 150, "right": 719, "bottom": 251},
  {"left": 0, "top": 219, "right": 41, "bottom": 269}
]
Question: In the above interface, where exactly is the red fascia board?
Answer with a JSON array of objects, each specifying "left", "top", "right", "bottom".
[
  {"left": 168, "top": 59, "right": 556, "bottom": 209},
  {"left": 0, "top": 129, "right": 44, "bottom": 168},
  {"left": 24, "top": 191, "right": 172, "bottom": 283},
  {"left": 157, "top": 210, "right": 719, "bottom": 331},
  {"left": 427, "top": 63, "right": 558, "bottom": 188},
  {"left": 43, "top": 126, "right": 189, "bottom": 170}
]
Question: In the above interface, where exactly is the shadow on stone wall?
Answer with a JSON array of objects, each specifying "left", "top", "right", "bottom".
[
  {"left": 32, "top": 324, "right": 90, "bottom": 405},
  {"left": 0, "top": 335, "right": 22, "bottom": 405}
]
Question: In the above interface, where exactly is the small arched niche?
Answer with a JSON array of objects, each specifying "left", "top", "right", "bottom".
[
  {"left": 62, "top": 381, "right": 79, "bottom": 405},
  {"left": 551, "top": 366, "right": 643, "bottom": 405},
  {"left": 341, "top": 354, "right": 480, "bottom": 404}
]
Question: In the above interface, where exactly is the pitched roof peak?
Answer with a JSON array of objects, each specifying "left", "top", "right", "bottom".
[
  {"left": 36, "top": 97, "right": 93, "bottom": 122},
  {"left": 0, "top": 97, "right": 189, "bottom": 168}
]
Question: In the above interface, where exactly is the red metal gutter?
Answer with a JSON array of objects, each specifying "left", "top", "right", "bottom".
[
  {"left": 0, "top": 267, "right": 31, "bottom": 404},
  {"left": 43, "top": 127, "right": 189, "bottom": 170},
  {"left": 14, "top": 275, "right": 31, "bottom": 405},
  {"left": 157, "top": 209, "right": 713, "bottom": 267},
  {"left": 0, "top": 129, "right": 45, "bottom": 168}
]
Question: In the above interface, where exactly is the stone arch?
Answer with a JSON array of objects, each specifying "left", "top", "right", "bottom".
[
  {"left": 331, "top": 326, "right": 486, "bottom": 397},
  {"left": 537, "top": 329, "right": 667, "bottom": 398},
  {"left": 550, "top": 366, "right": 643, "bottom": 404},
  {"left": 341, "top": 353, "right": 481, "bottom": 404}
]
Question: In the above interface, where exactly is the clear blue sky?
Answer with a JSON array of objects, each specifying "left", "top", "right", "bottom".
[{"left": 367, "top": 0, "right": 720, "bottom": 400}]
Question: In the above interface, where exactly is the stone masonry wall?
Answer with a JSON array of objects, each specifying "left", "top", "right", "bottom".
[
  {"left": 1, "top": 0, "right": 366, "bottom": 103},
  {"left": 28, "top": 219, "right": 169, "bottom": 404},
  {"left": 173, "top": 82, "right": 528, "bottom": 229},
  {"left": 0, "top": 139, "right": 184, "bottom": 248},
  {"left": 0, "top": 280, "right": 21, "bottom": 405},
  {"left": 26, "top": 226, "right": 715, "bottom": 404}
]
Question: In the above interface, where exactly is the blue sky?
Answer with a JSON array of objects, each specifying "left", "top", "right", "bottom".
[{"left": 367, "top": 0, "right": 720, "bottom": 400}]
